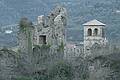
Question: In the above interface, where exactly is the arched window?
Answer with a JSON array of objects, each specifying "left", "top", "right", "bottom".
[
  {"left": 88, "top": 28, "right": 92, "bottom": 36},
  {"left": 94, "top": 28, "right": 98, "bottom": 36},
  {"left": 102, "top": 28, "right": 105, "bottom": 37}
]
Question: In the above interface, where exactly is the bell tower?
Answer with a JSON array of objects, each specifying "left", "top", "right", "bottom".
[{"left": 83, "top": 19, "right": 108, "bottom": 56}]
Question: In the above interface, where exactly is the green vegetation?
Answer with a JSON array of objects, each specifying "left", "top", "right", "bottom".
[
  {"left": 41, "top": 44, "right": 51, "bottom": 49},
  {"left": 57, "top": 41, "right": 64, "bottom": 52},
  {"left": 48, "top": 60, "right": 74, "bottom": 80},
  {"left": 19, "top": 17, "right": 33, "bottom": 54},
  {"left": 15, "top": 76, "right": 33, "bottom": 80},
  {"left": 33, "top": 60, "right": 74, "bottom": 80},
  {"left": 33, "top": 44, "right": 51, "bottom": 50}
]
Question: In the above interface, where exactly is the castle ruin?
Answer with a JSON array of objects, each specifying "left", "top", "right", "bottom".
[{"left": 18, "top": 6, "right": 108, "bottom": 58}]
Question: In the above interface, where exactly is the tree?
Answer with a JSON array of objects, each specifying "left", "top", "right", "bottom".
[
  {"left": 18, "top": 17, "right": 34, "bottom": 76},
  {"left": 48, "top": 60, "right": 74, "bottom": 80},
  {"left": 19, "top": 17, "right": 33, "bottom": 54}
]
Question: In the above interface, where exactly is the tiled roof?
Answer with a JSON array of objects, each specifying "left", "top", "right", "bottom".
[{"left": 83, "top": 19, "right": 106, "bottom": 26}]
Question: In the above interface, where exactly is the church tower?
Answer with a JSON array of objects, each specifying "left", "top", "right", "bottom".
[{"left": 83, "top": 19, "right": 108, "bottom": 56}]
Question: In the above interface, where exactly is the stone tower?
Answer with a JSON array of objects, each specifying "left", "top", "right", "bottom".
[
  {"left": 33, "top": 15, "right": 48, "bottom": 45},
  {"left": 33, "top": 6, "right": 67, "bottom": 49},
  {"left": 83, "top": 19, "right": 108, "bottom": 56},
  {"left": 49, "top": 6, "right": 67, "bottom": 48}
]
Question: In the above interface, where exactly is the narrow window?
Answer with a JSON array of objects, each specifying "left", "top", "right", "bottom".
[
  {"left": 39, "top": 35, "right": 46, "bottom": 44},
  {"left": 88, "top": 28, "right": 92, "bottom": 36},
  {"left": 94, "top": 28, "right": 98, "bottom": 36},
  {"left": 102, "top": 28, "right": 105, "bottom": 37}
]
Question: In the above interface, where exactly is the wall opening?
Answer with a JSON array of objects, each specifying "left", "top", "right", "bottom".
[
  {"left": 102, "top": 28, "right": 105, "bottom": 37},
  {"left": 94, "top": 28, "right": 98, "bottom": 36},
  {"left": 88, "top": 28, "right": 92, "bottom": 36},
  {"left": 39, "top": 35, "right": 46, "bottom": 44}
]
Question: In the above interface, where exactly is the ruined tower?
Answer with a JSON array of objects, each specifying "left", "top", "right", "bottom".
[
  {"left": 33, "top": 15, "right": 49, "bottom": 45},
  {"left": 83, "top": 19, "right": 108, "bottom": 56},
  {"left": 33, "top": 6, "right": 67, "bottom": 49}
]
